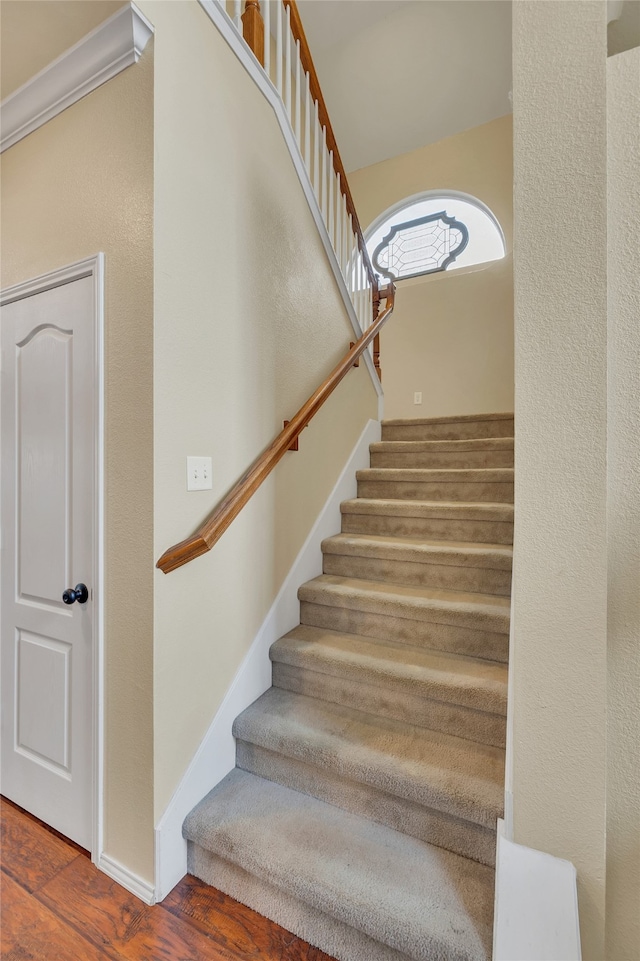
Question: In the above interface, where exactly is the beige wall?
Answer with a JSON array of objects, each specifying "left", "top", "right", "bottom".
[
  {"left": 136, "top": 1, "right": 378, "bottom": 820},
  {"left": 349, "top": 115, "right": 513, "bottom": 420},
  {"left": 0, "top": 51, "right": 155, "bottom": 881},
  {"left": 512, "top": 3, "right": 607, "bottom": 958},
  {"left": 606, "top": 45, "right": 640, "bottom": 961}
]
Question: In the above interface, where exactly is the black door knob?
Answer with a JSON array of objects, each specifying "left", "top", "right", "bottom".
[{"left": 62, "top": 583, "right": 89, "bottom": 605}]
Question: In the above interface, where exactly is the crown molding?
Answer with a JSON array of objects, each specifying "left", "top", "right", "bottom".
[{"left": 0, "top": 2, "right": 153, "bottom": 153}]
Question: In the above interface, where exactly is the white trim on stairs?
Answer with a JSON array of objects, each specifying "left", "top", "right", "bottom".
[
  {"left": 0, "top": 3, "right": 154, "bottom": 153},
  {"left": 504, "top": 546, "right": 516, "bottom": 839},
  {"left": 154, "top": 418, "right": 382, "bottom": 902},
  {"left": 493, "top": 819, "right": 582, "bottom": 961},
  {"left": 197, "top": 0, "right": 383, "bottom": 403}
]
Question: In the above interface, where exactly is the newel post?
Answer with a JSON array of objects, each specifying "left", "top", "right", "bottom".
[
  {"left": 372, "top": 286, "right": 382, "bottom": 381},
  {"left": 242, "top": 0, "right": 265, "bottom": 66}
]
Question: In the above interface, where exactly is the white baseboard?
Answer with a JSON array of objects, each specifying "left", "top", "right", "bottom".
[
  {"left": 493, "top": 819, "right": 582, "bottom": 961},
  {"left": 98, "top": 852, "right": 155, "bottom": 905},
  {"left": 154, "top": 418, "right": 381, "bottom": 902}
]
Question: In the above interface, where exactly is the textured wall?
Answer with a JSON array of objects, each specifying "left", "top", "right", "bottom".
[
  {"left": 1, "top": 49, "right": 155, "bottom": 882},
  {"left": 606, "top": 45, "right": 640, "bottom": 961},
  {"left": 511, "top": 3, "right": 608, "bottom": 958},
  {"left": 137, "top": 0, "right": 378, "bottom": 820},
  {"left": 0, "top": 0, "right": 125, "bottom": 97},
  {"left": 349, "top": 115, "right": 513, "bottom": 420}
]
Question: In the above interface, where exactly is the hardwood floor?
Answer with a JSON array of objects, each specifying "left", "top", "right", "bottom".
[{"left": 0, "top": 798, "right": 335, "bottom": 961}]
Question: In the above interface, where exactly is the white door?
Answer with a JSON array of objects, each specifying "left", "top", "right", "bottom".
[{"left": 1, "top": 265, "right": 99, "bottom": 852}]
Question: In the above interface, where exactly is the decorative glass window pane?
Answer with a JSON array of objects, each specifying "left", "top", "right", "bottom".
[
  {"left": 372, "top": 212, "right": 469, "bottom": 282},
  {"left": 365, "top": 193, "right": 506, "bottom": 284}
]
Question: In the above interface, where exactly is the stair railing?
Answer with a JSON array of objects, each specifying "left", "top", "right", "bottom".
[
  {"left": 158, "top": 0, "right": 394, "bottom": 574},
  {"left": 220, "top": 0, "right": 380, "bottom": 372},
  {"left": 157, "top": 284, "right": 395, "bottom": 573}
]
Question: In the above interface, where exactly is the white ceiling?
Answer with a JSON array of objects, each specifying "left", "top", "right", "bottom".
[{"left": 297, "top": 0, "right": 513, "bottom": 172}]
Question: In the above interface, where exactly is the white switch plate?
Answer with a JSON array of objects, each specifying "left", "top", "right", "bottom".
[
  {"left": 414, "top": 392, "right": 423, "bottom": 405},
  {"left": 187, "top": 456, "right": 212, "bottom": 491}
]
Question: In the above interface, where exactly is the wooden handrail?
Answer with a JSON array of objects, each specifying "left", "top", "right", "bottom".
[
  {"left": 156, "top": 284, "right": 395, "bottom": 574},
  {"left": 282, "top": 0, "right": 376, "bottom": 290}
]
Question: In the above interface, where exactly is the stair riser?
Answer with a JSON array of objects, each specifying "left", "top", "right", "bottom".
[
  {"left": 357, "top": 479, "right": 514, "bottom": 503},
  {"left": 300, "top": 601, "right": 509, "bottom": 663},
  {"left": 237, "top": 742, "right": 497, "bottom": 868},
  {"left": 323, "top": 553, "right": 512, "bottom": 597},
  {"left": 370, "top": 450, "right": 514, "bottom": 469},
  {"left": 382, "top": 420, "right": 514, "bottom": 441},
  {"left": 187, "top": 846, "right": 417, "bottom": 961},
  {"left": 341, "top": 512, "right": 514, "bottom": 545},
  {"left": 273, "top": 662, "right": 507, "bottom": 749}
]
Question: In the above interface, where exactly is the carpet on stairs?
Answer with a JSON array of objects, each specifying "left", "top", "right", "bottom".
[{"left": 183, "top": 412, "right": 514, "bottom": 961}]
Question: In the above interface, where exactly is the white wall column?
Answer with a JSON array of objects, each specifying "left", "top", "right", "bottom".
[
  {"left": 511, "top": 3, "right": 608, "bottom": 958},
  {"left": 605, "top": 44, "right": 640, "bottom": 961}
]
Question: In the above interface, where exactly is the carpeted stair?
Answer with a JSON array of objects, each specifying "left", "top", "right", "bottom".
[{"left": 183, "top": 412, "right": 514, "bottom": 961}]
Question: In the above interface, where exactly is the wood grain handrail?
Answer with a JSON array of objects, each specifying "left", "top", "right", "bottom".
[
  {"left": 156, "top": 284, "right": 395, "bottom": 574},
  {"left": 281, "top": 0, "right": 377, "bottom": 290}
]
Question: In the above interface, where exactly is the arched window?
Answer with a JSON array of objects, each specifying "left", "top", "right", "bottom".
[{"left": 365, "top": 191, "right": 506, "bottom": 283}]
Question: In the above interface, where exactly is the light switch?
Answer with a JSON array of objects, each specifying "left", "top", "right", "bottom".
[{"left": 187, "top": 456, "right": 212, "bottom": 491}]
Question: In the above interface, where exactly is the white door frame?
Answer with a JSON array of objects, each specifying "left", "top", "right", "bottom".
[{"left": 1, "top": 254, "right": 105, "bottom": 864}]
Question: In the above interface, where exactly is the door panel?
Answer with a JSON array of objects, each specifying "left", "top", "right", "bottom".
[
  {"left": 16, "top": 629, "right": 71, "bottom": 773},
  {"left": 1, "top": 273, "right": 96, "bottom": 851},
  {"left": 17, "top": 326, "right": 73, "bottom": 606}
]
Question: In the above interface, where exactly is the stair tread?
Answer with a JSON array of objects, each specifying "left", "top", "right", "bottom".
[
  {"left": 382, "top": 412, "right": 513, "bottom": 426},
  {"left": 343, "top": 498, "right": 514, "bottom": 514},
  {"left": 371, "top": 438, "right": 514, "bottom": 452},
  {"left": 271, "top": 624, "right": 508, "bottom": 715},
  {"left": 357, "top": 468, "right": 514, "bottom": 482},
  {"left": 341, "top": 498, "right": 514, "bottom": 519},
  {"left": 322, "top": 532, "right": 513, "bottom": 567},
  {"left": 234, "top": 687, "right": 504, "bottom": 827},
  {"left": 184, "top": 768, "right": 494, "bottom": 961},
  {"left": 300, "top": 574, "right": 510, "bottom": 628}
]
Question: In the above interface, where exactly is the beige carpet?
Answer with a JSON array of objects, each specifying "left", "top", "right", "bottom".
[{"left": 183, "top": 412, "right": 514, "bottom": 961}]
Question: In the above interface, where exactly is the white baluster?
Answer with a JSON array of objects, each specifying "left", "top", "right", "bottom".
[
  {"left": 363, "top": 260, "right": 368, "bottom": 328},
  {"left": 285, "top": 3, "right": 291, "bottom": 119},
  {"left": 347, "top": 215, "right": 355, "bottom": 296},
  {"left": 276, "top": 0, "right": 282, "bottom": 97},
  {"left": 313, "top": 99, "right": 321, "bottom": 202},
  {"left": 365, "top": 263, "right": 370, "bottom": 328},
  {"left": 295, "top": 40, "right": 301, "bottom": 143},
  {"left": 233, "top": 0, "right": 241, "bottom": 30},
  {"left": 328, "top": 152, "right": 335, "bottom": 252},
  {"left": 335, "top": 174, "right": 342, "bottom": 268},
  {"left": 263, "top": 0, "right": 270, "bottom": 78},
  {"left": 321, "top": 131, "right": 328, "bottom": 224},
  {"left": 363, "top": 267, "right": 369, "bottom": 329},
  {"left": 304, "top": 72, "right": 311, "bottom": 172},
  {"left": 342, "top": 199, "right": 349, "bottom": 281}
]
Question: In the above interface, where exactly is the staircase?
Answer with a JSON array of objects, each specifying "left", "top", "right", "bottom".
[{"left": 184, "top": 412, "right": 514, "bottom": 961}]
